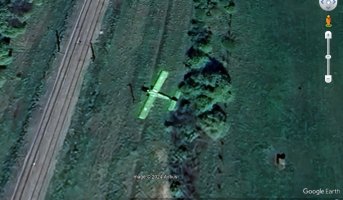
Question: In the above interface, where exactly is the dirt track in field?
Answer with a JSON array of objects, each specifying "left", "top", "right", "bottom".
[
  {"left": 7, "top": 0, "right": 109, "bottom": 199},
  {"left": 46, "top": 0, "right": 193, "bottom": 199}
]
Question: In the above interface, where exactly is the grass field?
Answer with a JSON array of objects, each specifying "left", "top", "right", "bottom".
[
  {"left": 199, "top": 0, "right": 343, "bottom": 198},
  {"left": 46, "top": 0, "right": 193, "bottom": 199},
  {"left": 1, "top": 0, "right": 342, "bottom": 199},
  {"left": 48, "top": 0, "right": 343, "bottom": 199}
]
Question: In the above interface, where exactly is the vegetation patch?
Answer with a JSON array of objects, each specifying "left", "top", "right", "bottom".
[
  {"left": 0, "top": 1, "right": 33, "bottom": 67},
  {"left": 166, "top": 0, "right": 236, "bottom": 198}
]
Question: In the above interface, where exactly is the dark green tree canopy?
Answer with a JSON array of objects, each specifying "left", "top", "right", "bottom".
[{"left": 180, "top": 58, "right": 233, "bottom": 114}]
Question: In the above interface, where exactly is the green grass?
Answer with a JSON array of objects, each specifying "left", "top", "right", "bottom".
[{"left": 47, "top": 0, "right": 194, "bottom": 199}]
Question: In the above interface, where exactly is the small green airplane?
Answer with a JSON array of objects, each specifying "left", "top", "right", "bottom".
[{"left": 139, "top": 70, "right": 181, "bottom": 120}]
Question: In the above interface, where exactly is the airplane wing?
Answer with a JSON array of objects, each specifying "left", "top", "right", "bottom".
[
  {"left": 152, "top": 71, "right": 169, "bottom": 92},
  {"left": 139, "top": 94, "right": 157, "bottom": 119},
  {"left": 139, "top": 70, "right": 169, "bottom": 119}
]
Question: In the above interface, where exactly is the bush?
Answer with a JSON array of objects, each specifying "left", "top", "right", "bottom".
[
  {"left": 188, "top": 25, "right": 212, "bottom": 45},
  {"left": 197, "top": 105, "right": 227, "bottom": 140},
  {"left": 1, "top": 25, "right": 25, "bottom": 38},
  {"left": 0, "top": 1, "right": 33, "bottom": 67},
  {"left": 180, "top": 58, "right": 233, "bottom": 106},
  {"left": 197, "top": 43, "right": 212, "bottom": 54},
  {"left": 224, "top": 1, "right": 236, "bottom": 14},
  {"left": 222, "top": 37, "right": 236, "bottom": 51},
  {"left": 0, "top": 55, "right": 13, "bottom": 66},
  {"left": 185, "top": 56, "right": 209, "bottom": 69},
  {"left": 8, "top": 1, "right": 33, "bottom": 16},
  {"left": 0, "top": 46, "right": 12, "bottom": 66},
  {"left": 192, "top": 95, "right": 213, "bottom": 113}
]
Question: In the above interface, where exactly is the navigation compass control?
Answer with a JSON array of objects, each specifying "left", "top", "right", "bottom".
[{"left": 319, "top": 0, "right": 338, "bottom": 11}]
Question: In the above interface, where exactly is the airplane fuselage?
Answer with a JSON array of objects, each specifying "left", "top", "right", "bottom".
[{"left": 147, "top": 89, "right": 171, "bottom": 101}]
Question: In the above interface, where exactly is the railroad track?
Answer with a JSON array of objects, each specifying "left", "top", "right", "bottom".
[{"left": 10, "top": 0, "right": 108, "bottom": 199}]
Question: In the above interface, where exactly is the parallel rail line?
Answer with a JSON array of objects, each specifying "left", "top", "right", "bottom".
[{"left": 10, "top": 0, "right": 108, "bottom": 199}]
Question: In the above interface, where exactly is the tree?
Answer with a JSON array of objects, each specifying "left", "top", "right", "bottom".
[
  {"left": 180, "top": 58, "right": 234, "bottom": 112},
  {"left": 0, "top": 45, "right": 12, "bottom": 66},
  {"left": 223, "top": 1, "right": 236, "bottom": 14},
  {"left": 197, "top": 105, "right": 228, "bottom": 140},
  {"left": 8, "top": 1, "right": 33, "bottom": 21}
]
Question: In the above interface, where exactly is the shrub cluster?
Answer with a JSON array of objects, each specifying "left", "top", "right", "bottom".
[
  {"left": 167, "top": 0, "right": 236, "bottom": 198},
  {"left": 0, "top": 1, "right": 33, "bottom": 66},
  {"left": 180, "top": 59, "right": 233, "bottom": 140}
]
